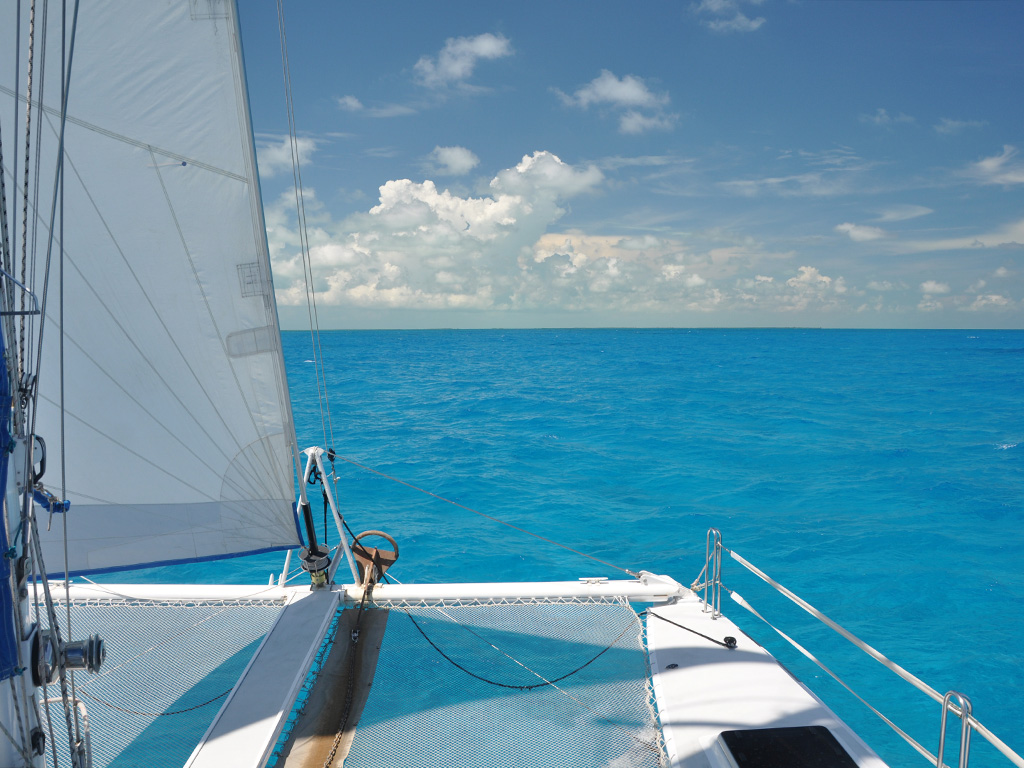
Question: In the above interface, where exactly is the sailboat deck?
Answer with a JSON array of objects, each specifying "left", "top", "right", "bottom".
[{"left": 646, "top": 594, "right": 887, "bottom": 768}]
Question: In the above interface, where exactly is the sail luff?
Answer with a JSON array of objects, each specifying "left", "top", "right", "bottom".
[{"left": 231, "top": 1, "right": 305, "bottom": 508}]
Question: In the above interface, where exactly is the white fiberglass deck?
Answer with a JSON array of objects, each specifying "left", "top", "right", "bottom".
[{"left": 646, "top": 593, "right": 887, "bottom": 768}]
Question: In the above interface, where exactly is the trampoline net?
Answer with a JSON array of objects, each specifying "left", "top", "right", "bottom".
[
  {"left": 343, "top": 596, "right": 666, "bottom": 768},
  {"left": 36, "top": 596, "right": 284, "bottom": 768}
]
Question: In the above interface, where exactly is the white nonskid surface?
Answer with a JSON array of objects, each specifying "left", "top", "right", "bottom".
[{"left": 646, "top": 595, "right": 888, "bottom": 768}]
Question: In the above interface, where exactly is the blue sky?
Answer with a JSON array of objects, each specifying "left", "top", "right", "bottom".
[{"left": 239, "top": 1, "right": 1024, "bottom": 329}]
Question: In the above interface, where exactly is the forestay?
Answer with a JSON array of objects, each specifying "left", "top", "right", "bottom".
[{"left": 0, "top": 0, "right": 301, "bottom": 574}]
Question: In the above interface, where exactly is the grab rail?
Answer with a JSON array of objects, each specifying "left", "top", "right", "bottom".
[
  {"left": 709, "top": 531, "right": 1023, "bottom": 768},
  {"left": 703, "top": 528, "right": 722, "bottom": 618},
  {"left": 938, "top": 692, "right": 973, "bottom": 768}
]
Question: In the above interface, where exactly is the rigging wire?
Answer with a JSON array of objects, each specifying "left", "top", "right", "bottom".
[
  {"left": 275, "top": 0, "right": 343, "bottom": 552},
  {"left": 21, "top": 1, "right": 84, "bottom": 763},
  {"left": 273, "top": 0, "right": 337, "bottom": 453},
  {"left": 19, "top": 0, "right": 37, "bottom": 384},
  {"left": 58, "top": 0, "right": 83, "bottom": 751},
  {"left": 333, "top": 452, "right": 640, "bottom": 578}
]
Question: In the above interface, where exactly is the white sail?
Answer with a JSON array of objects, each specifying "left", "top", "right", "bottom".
[{"left": 1, "top": 0, "right": 302, "bottom": 574}]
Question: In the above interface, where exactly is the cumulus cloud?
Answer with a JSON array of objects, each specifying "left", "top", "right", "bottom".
[
  {"left": 256, "top": 135, "right": 316, "bottom": 177},
  {"left": 558, "top": 70, "right": 668, "bottom": 110},
  {"left": 920, "top": 280, "right": 950, "bottom": 295},
  {"left": 965, "top": 294, "right": 1011, "bottom": 311},
  {"left": 555, "top": 70, "right": 676, "bottom": 135},
  {"left": 965, "top": 145, "right": 1024, "bottom": 185},
  {"left": 414, "top": 33, "right": 512, "bottom": 88},
  {"left": 425, "top": 146, "right": 480, "bottom": 176},
  {"left": 860, "top": 108, "right": 914, "bottom": 127},
  {"left": 693, "top": 0, "right": 766, "bottom": 33},
  {"left": 934, "top": 117, "right": 986, "bottom": 135},
  {"left": 267, "top": 165, "right": 867, "bottom": 318},
  {"left": 268, "top": 152, "right": 603, "bottom": 311},
  {"left": 835, "top": 222, "right": 887, "bottom": 242}
]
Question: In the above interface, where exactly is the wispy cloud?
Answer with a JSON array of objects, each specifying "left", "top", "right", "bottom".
[
  {"left": 934, "top": 117, "right": 986, "bottom": 135},
  {"left": 873, "top": 204, "right": 932, "bottom": 222},
  {"left": 338, "top": 96, "right": 417, "bottom": 118},
  {"left": 693, "top": 0, "right": 766, "bottom": 33},
  {"left": 256, "top": 135, "right": 317, "bottom": 177},
  {"left": 893, "top": 217, "right": 1024, "bottom": 254},
  {"left": 860, "top": 108, "right": 914, "bottom": 127},
  {"left": 836, "top": 222, "right": 887, "bottom": 242},
  {"left": 964, "top": 145, "right": 1024, "bottom": 185},
  {"left": 414, "top": 33, "right": 513, "bottom": 89}
]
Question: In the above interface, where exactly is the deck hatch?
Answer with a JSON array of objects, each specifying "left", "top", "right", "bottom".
[{"left": 718, "top": 726, "right": 859, "bottom": 768}]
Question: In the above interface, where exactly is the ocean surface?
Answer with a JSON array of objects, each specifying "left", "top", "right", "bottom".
[{"left": 139, "top": 328, "right": 1023, "bottom": 766}]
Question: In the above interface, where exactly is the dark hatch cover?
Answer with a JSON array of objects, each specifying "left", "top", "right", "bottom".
[{"left": 720, "top": 726, "right": 860, "bottom": 768}]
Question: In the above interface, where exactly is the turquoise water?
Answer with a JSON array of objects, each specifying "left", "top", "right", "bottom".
[{"left": 142, "top": 329, "right": 1024, "bottom": 765}]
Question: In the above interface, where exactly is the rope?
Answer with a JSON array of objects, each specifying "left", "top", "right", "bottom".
[
  {"left": 19, "top": 0, "right": 36, "bottom": 382},
  {"left": 334, "top": 453, "right": 640, "bottom": 577},
  {"left": 406, "top": 597, "right": 660, "bottom": 756},
  {"left": 642, "top": 609, "right": 736, "bottom": 650},
  {"left": 76, "top": 689, "right": 230, "bottom": 718},
  {"left": 403, "top": 608, "right": 637, "bottom": 691},
  {"left": 0, "top": 713, "right": 33, "bottom": 765}
]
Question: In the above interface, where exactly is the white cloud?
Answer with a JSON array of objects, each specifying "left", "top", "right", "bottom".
[
  {"left": 269, "top": 152, "right": 603, "bottom": 311},
  {"left": 994, "top": 266, "right": 1009, "bottom": 278},
  {"left": 414, "top": 33, "right": 512, "bottom": 88},
  {"left": 920, "top": 280, "right": 950, "bottom": 295},
  {"left": 337, "top": 95, "right": 363, "bottom": 111},
  {"left": 426, "top": 146, "right": 480, "bottom": 176},
  {"left": 556, "top": 70, "right": 676, "bottom": 135},
  {"left": 619, "top": 111, "right": 677, "bottom": 135},
  {"left": 256, "top": 136, "right": 316, "bottom": 177},
  {"left": 873, "top": 204, "right": 933, "bottom": 222},
  {"left": 559, "top": 70, "right": 668, "bottom": 110},
  {"left": 894, "top": 217, "right": 1024, "bottom": 254},
  {"left": 694, "top": 0, "right": 766, "bottom": 33},
  {"left": 860, "top": 108, "right": 914, "bottom": 127},
  {"left": 934, "top": 118, "right": 986, "bottom": 135},
  {"left": 966, "top": 145, "right": 1024, "bottom": 185},
  {"left": 867, "top": 281, "right": 895, "bottom": 291},
  {"left": 835, "top": 222, "right": 887, "bottom": 242},
  {"left": 787, "top": 266, "right": 831, "bottom": 289},
  {"left": 966, "top": 294, "right": 1011, "bottom": 311}
]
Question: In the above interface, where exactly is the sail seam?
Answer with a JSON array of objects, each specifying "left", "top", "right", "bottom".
[{"left": 0, "top": 84, "right": 248, "bottom": 183}]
